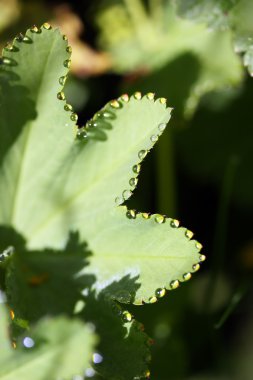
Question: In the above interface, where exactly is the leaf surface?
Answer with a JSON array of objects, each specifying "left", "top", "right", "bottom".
[
  {"left": 0, "top": 303, "right": 96, "bottom": 380},
  {"left": 0, "top": 25, "right": 204, "bottom": 305}
]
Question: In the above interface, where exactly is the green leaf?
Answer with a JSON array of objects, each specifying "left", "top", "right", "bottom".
[
  {"left": 175, "top": 0, "right": 253, "bottom": 76},
  {"left": 0, "top": 25, "right": 204, "bottom": 306},
  {"left": 2, "top": 230, "right": 150, "bottom": 380},
  {"left": 175, "top": 0, "right": 238, "bottom": 29},
  {"left": 81, "top": 279, "right": 151, "bottom": 380},
  {"left": 95, "top": 0, "right": 242, "bottom": 116},
  {"left": 0, "top": 303, "right": 96, "bottom": 380},
  {"left": 3, "top": 229, "right": 94, "bottom": 323}
]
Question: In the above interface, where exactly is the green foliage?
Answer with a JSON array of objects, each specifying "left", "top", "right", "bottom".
[
  {"left": 175, "top": 0, "right": 238, "bottom": 29},
  {"left": 95, "top": 0, "right": 242, "bottom": 116},
  {"left": 175, "top": 0, "right": 253, "bottom": 76},
  {"left": 0, "top": 24, "right": 205, "bottom": 379},
  {"left": 0, "top": 303, "right": 96, "bottom": 380}
]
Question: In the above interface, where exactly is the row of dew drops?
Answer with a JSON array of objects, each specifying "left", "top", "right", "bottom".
[
  {"left": 0, "top": 23, "right": 57, "bottom": 67},
  {"left": 2, "top": 18, "right": 205, "bottom": 331}
]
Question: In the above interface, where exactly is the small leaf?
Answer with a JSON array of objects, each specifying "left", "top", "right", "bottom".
[{"left": 0, "top": 303, "right": 96, "bottom": 380}]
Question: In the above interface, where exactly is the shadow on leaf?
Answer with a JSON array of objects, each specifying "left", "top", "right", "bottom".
[
  {"left": 80, "top": 276, "right": 150, "bottom": 380},
  {"left": 0, "top": 226, "right": 95, "bottom": 323}
]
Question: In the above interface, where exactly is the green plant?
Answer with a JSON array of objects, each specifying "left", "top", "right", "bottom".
[{"left": 0, "top": 24, "right": 205, "bottom": 379}]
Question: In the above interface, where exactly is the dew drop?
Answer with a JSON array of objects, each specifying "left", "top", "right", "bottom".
[
  {"left": 23, "top": 337, "right": 35, "bottom": 348},
  {"left": 85, "top": 368, "right": 95, "bottom": 377},
  {"left": 123, "top": 190, "right": 132, "bottom": 200},
  {"left": 126, "top": 210, "right": 136, "bottom": 219},
  {"left": 159, "top": 97, "right": 167, "bottom": 104},
  {"left": 30, "top": 25, "right": 40, "bottom": 33},
  {"left": 4, "top": 43, "right": 16, "bottom": 52},
  {"left": 196, "top": 241, "right": 203, "bottom": 250},
  {"left": 1, "top": 57, "right": 16, "bottom": 66},
  {"left": 150, "top": 135, "right": 158, "bottom": 142},
  {"left": 121, "top": 94, "right": 129, "bottom": 102},
  {"left": 9, "top": 309, "right": 15, "bottom": 320},
  {"left": 183, "top": 273, "right": 192, "bottom": 281},
  {"left": 43, "top": 22, "right": 52, "bottom": 30},
  {"left": 57, "top": 91, "right": 65, "bottom": 100},
  {"left": 115, "top": 196, "right": 124, "bottom": 206},
  {"left": 170, "top": 280, "right": 179, "bottom": 290},
  {"left": 110, "top": 100, "right": 120, "bottom": 108},
  {"left": 146, "top": 92, "right": 154, "bottom": 100},
  {"left": 12, "top": 341, "right": 17, "bottom": 349},
  {"left": 155, "top": 288, "right": 166, "bottom": 298},
  {"left": 155, "top": 214, "right": 165, "bottom": 224},
  {"left": 134, "top": 91, "right": 142, "bottom": 100},
  {"left": 64, "top": 103, "right": 73, "bottom": 112},
  {"left": 87, "top": 120, "right": 99, "bottom": 128},
  {"left": 70, "top": 113, "right": 78, "bottom": 122},
  {"left": 73, "top": 375, "right": 84, "bottom": 380},
  {"left": 149, "top": 296, "right": 157, "bottom": 303},
  {"left": 192, "top": 263, "right": 200, "bottom": 272},
  {"left": 63, "top": 59, "right": 71, "bottom": 68},
  {"left": 122, "top": 311, "right": 132, "bottom": 322},
  {"left": 129, "top": 177, "right": 138, "bottom": 187},
  {"left": 100, "top": 110, "right": 115, "bottom": 119},
  {"left": 158, "top": 123, "right": 166, "bottom": 132},
  {"left": 142, "top": 213, "right": 150, "bottom": 219},
  {"left": 66, "top": 45, "right": 72, "bottom": 53},
  {"left": 170, "top": 219, "right": 180, "bottom": 228},
  {"left": 22, "top": 35, "right": 32, "bottom": 43},
  {"left": 138, "top": 150, "right": 147, "bottom": 160},
  {"left": 92, "top": 352, "right": 103, "bottom": 364},
  {"left": 59, "top": 76, "right": 67, "bottom": 86},
  {"left": 73, "top": 299, "right": 85, "bottom": 314},
  {"left": 77, "top": 128, "right": 88, "bottom": 139},
  {"left": 63, "top": 34, "right": 68, "bottom": 41},
  {"left": 133, "top": 164, "right": 141, "bottom": 174},
  {"left": 199, "top": 254, "right": 206, "bottom": 262},
  {"left": 144, "top": 369, "right": 151, "bottom": 378},
  {"left": 185, "top": 230, "right": 194, "bottom": 239}
]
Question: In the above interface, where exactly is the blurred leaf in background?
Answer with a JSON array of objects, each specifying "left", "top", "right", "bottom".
[
  {"left": 95, "top": 0, "right": 243, "bottom": 117},
  {"left": 0, "top": 0, "right": 20, "bottom": 34}
]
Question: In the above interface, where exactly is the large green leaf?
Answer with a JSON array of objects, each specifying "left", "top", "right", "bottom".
[
  {"left": 0, "top": 25, "right": 204, "bottom": 305},
  {"left": 0, "top": 303, "right": 96, "bottom": 380}
]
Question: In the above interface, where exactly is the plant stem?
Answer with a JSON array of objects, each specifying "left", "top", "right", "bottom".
[
  {"left": 204, "top": 155, "right": 239, "bottom": 313},
  {"left": 214, "top": 281, "right": 248, "bottom": 329}
]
